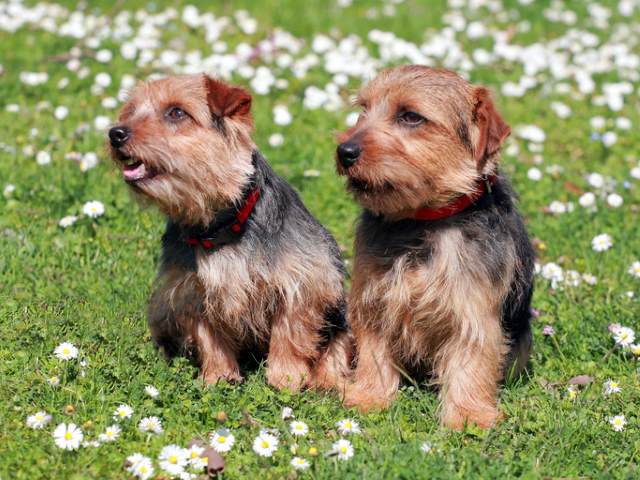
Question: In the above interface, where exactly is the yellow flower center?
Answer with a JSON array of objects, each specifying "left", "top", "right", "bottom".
[
  {"left": 65, "top": 432, "right": 72, "bottom": 440},
  {"left": 296, "top": 459, "right": 305, "bottom": 464},
  {"left": 139, "top": 466, "right": 148, "bottom": 473},
  {"left": 340, "top": 447, "right": 347, "bottom": 453},
  {"left": 344, "top": 421, "right": 351, "bottom": 428},
  {"left": 261, "top": 441, "right": 269, "bottom": 448},
  {"left": 218, "top": 436, "right": 226, "bottom": 443},
  {"left": 63, "top": 348, "right": 70, "bottom": 354},
  {"left": 169, "top": 455, "right": 177, "bottom": 464}
]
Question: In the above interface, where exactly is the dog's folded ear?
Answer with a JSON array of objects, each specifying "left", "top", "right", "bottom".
[
  {"left": 204, "top": 75, "right": 252, "bottom": 119},
  {"left": 472, "top": 87, "right": 510, "bottom": 167}
]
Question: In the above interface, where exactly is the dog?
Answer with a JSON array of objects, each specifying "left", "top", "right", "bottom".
[
  {"left": 108, "top": 74, "right": 350, "bottom": 392},
  {"left": 335, "top": 65, "right": 534, "bottom": 429}
]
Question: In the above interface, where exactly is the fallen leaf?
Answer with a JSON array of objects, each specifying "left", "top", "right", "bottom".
[{"left": 568, "top": 375, "right": 593, "bottom": 385}]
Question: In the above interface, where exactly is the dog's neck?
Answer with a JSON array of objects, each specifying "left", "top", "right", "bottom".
[
  {"left": 386, "top": 174, "right": 498, "bottom": 222},
  {"left": 179, "top": 152, "right": 262, "bottom": 251}
]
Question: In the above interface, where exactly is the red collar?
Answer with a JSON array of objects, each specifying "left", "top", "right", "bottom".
[
  {"left": 184, "top": 187, "right": 261, "bottom": 251},
  {"left": 413, "top": 175, "right": 497, "bottom": 221}
]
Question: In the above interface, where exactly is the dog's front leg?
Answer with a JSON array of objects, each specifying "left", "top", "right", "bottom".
[
  {"left": 194, "top": 321, "right": 242, "bottom": 385},
  {"left": 436, "top": 312, "right": 507, "bottom": 430},
  {"left": 343, "top": 328, "right": 400, "bottom": 412},
  {"left": 266, "top": 309, "right": 319, "bottom": 392}
]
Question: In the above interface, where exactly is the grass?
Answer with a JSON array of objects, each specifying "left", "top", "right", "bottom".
[{"left": 1, "top": 0, "right": 639, "bottom": 478}]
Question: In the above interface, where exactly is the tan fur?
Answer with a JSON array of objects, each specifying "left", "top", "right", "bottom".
[
  {"left": 113, "top": 75, "right": 348, "bottom": 392},
  {"left": 336, "top": 66, "right": 507, "bottom": 219},
  {"left": 339, "top": 66, "right": 516, "bottom": 429},
  {"left": 116, "top": 76, "right": 255, "bottom": 226}
]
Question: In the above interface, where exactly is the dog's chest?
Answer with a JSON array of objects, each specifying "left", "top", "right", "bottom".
[
  {"left": 194, "top": 248, "right": 276, "bottom": 335},
  {"left": 357, "top": 228, "right": 473, "bottom": 355}
]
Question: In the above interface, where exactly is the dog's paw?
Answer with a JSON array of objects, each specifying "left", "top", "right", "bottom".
[
  {"left": 201, "top": 370, "right": 243, "bottom": 386},
  {"left": 266, "top": 363, "right": 311, "bottom": 392},
  {"left": 441, "top": 405, "right": 503, "bottom": 430},
  {"left": 343, "top": 386, "right": 393, "bottom": 412}
]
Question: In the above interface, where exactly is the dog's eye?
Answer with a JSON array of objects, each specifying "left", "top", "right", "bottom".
[
  {"left": 165, "top": 107, "right": 187, "bottom": 122},
  {"left": 398, "top": 111, "right": 426, "bottom": 126}
]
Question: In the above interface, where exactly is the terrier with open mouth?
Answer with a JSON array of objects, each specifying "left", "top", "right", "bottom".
[
  {"left": 109, "top": 75, "right": 350, "bottom": 391},
  {"left": 336, "top": 65, "right": 535, "bottom": 429}
]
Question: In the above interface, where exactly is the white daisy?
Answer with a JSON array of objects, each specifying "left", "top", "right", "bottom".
[
  {"left": 591, "top": 233, "right": 613, "bottom": 252},
  {"left": 36, "top": 150, "right": 51, "bottom": 165},
  {"left": 289, "top": 421, "right": 309, "bottom": 436},
  {"left": 83, "top": 200, "right": 105, "bottom": 218},
  {"left": 54, "top": 105, "right": 69, "bottom": 120},
  {"left": 58, "top": 215, "right": 78, "bottom": 228},
  {"left": 614, "top": 326, "right": 635, "bottom": 347},
  {"left": 603, "top": 379, "right": 621, "bottom": 395},
  {"left": 628, "top": 261, "right": 640, "bottom": 278},
  {"left": 144, "top": 385, "right": 160, "bottom": 398},
  {"left": 273, "top": 105, "right": 292, "bottom": 126},
  {"left": 606, "top": 193, "right": 623, "bottom": 208},
  {"left": 126, "top": 454, "right": 154, "bottom": 480},
  {"left": 268, "top": 133, "right": 284, "bottom": 147},
  {"left": 79, "top": 152, "right": 98, "bottom": 172},
  {"left": 290, "top": 456, "right": 310, "bottom": 469},
  {"left": 53, "top": 423, "right": 83, "bottom": 450},
  {"left": 332, "top": 439, "right": 354, "bottom": 460},
  {"left": 47, "top": 375, "right": 61, "bottom": 386},
  {"left": 138, "top": 416, "right": 163, "bottom": 434},
  {"left": 131, "top": 458, "right": 154, "bottom": 480},
  {"left": 629, "top": 344, "right": 640, "bottom": 356},
  {"left": 281, "top": 407, "right": 294, "bottom": 420},
  {"left": 99, "top": 424, "right": 121, "bottom": 442},
  {"left": 26, "top": 411, "right": 52, "bottom": 429},
  {"left": 54, "top": 342, "right": 78, "bottom": 360},
  {"left": 210, "top": 428, "right": 235, "bottom": 453},
  {"left": 3, "top": 184, "right": 15, "bottom": 197},
  {"left": 421, "top": 441, "right": 433, "bottom": 453},
  {"left": 113, "top": 404, "right": 134, "bottom": 421},
  {"left": 186, "top": 444, "right": 205, "bottom": 467},
  {"left": 336, "top": 418, "right": 361, "bottom": 435},
  {"left": 253, "top": 432, "right": 279, "bottom": 457},
  {"left": 579, "top": 192, "right": 596, "bottom": 209},
  {"left": 527, "top": 167, "right": 542, "bottom": 181},
  {"left": 609, "top": 415, "right": 626, "bottom": 432},
  {"left": 158, "top": 444, "right": 189, "bottom": 476}
]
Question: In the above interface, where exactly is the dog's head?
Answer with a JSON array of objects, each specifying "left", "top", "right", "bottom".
[
  {"left": 109, "top": 75, "right": 255, "bottom": 226},
  {"left": 335, "top": 65, "right": 510, "bottom": 216}
]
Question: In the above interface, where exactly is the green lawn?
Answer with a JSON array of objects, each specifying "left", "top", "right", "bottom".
[{"left": 1, "top": 0, "right": 639, "bottom": 478}]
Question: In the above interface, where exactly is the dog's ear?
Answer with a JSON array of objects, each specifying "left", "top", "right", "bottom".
[
  {"left": 472, "top": 87, "right": 510, "bottom": 167},
  {"left": 204, "top": 76, "right": 252, "bottom": 119}
]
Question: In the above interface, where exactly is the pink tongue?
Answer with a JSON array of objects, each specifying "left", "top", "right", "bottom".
[{"left": 123, "top": 162, "right": 146, "bottom": 181}]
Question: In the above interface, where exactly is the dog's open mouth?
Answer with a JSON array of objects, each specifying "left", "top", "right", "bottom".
[
  {"left": 348, "top": 177, "right": 393, "bottom": 194},
  {"left": 119, "top": 153, "right": 158, "bottom": 183}
]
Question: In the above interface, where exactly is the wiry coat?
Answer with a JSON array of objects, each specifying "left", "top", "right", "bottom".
[
  {"left": 348, "top": 177, "right": 534, "bottom": 427},
  {"left": 109, "top": 75, "right": 350, "bottom": 391},
  {"left": 148, "top": 152, "right": 350, "bottom": 389},
  {"left": 336, "top": 65, "right": 534, "bottom": 429}
]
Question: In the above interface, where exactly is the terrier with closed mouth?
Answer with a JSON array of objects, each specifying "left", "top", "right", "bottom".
[
  {"left": 109, "top": 74, "right": 351, "bottom": 392},
  {"left": 336, "top": 65, "right": 535, "bottom": 429}
]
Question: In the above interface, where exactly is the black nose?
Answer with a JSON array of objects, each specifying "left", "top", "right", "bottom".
[
  {"left": 109, "top": 126, "right": 131, "bottom": 148},
  {"left": 337, "top": 142, "right": 361, "bottom": 169}
]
